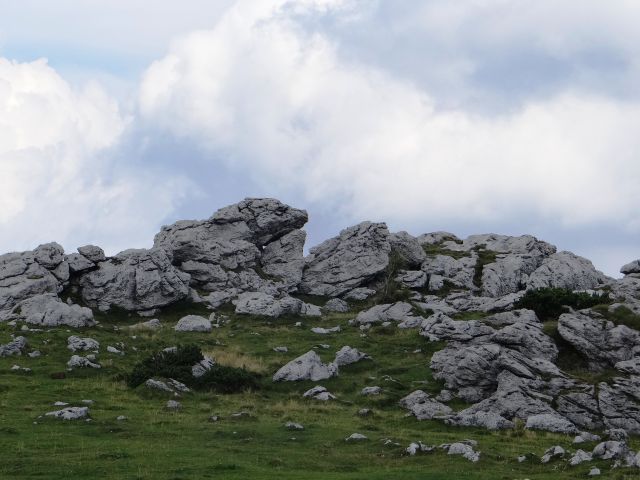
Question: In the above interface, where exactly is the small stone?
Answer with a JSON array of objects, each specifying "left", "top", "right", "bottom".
[
  {"left": 208, "top": 415, "right": 220, "bottom": 422},
  {"left": 45, "top": 406, "right": 89, "bottom": 420},
  {"left": 358, "top": 408, "right": 373, "bottom": 417},
  {"left": 285, "top": 421, "right": 304, "bottom": 431},
  {"left": 345, "top": 433, "right": 368, "bottom": 442},
  {"left": 361, "top": 386, "right": 382, "bottom": 396},
  {"left": 116, "top": 415, "right": 128, "bottom": 421},
  {"left": 166, "top": 400, "right": 181, "bottom": 411},
  {"left": 588, "top": 467, "right": 601, "bottom": 476},
  {"left": 541, "top": 445, "right": 565, "bottom": 464},
  {"left": 273, "top": 346, "right": 288, "bottom": 353}
]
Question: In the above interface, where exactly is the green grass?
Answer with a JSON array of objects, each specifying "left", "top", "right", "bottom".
[
  {"left": 592, "top": 304, "right": 640, "bottom": 330},
  {"left": 0, "top": 305, "right": 638, "bottom": 479}
]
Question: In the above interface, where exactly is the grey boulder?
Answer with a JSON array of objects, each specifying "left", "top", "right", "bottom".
[
  {"left": 174, "top": 315, "right": 212, "bottom": 332},
  {"left": 273, "top": 351, "right": 338, "bottom": 382}
]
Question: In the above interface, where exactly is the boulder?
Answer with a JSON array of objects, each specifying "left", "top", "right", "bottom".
[
  {"left": 234, "top": 292, "right": 313, "bottom": 318},
  {"left": 0, "top": 336, "right": 27, "bottom": 357},
  {"left": 77, "top": 245, "right": 106, "bottom": 263},
  {"left": 273, "top": 351, "right": 338, "bottom": 382},
  {"left": 323, "top": 298, "right": 349, "bottom": 313},
  {"left": 334, "top": 346, "right": 369, "bottom": 366},
  {"left": 0, "top": 248, "right": 64, "bottom": 321},
  {"left": 541, "top": 445, "right": 565, "bottom": 463},
  {"left": 67, "top": 336, "right": 99, "bottom": 352},
  {"left": 192, "top": 356, "right": 215, "bottom": 377},
  {"left": 66, "top": 253, "right": 95, "bottom": 274},
  {"left": 154, "top": 198, "right": 307, "bottom": 293},
  {"left": 361, "top": 386, "right": 382, "bottom": 396},
  {"left": 354, "top": 302, "right": 421, "bottom": 326},
  {"left": 421, "top": 254, "right": 476, "bottom": 291},
  {"left": 416, "top": 231, "right": 460, "bottom": 245},
  {"left": 525, "top": 413, "right": 577, "bottom": 434},
  {"left": 67, "top": 355, "right": 101, "bottom": 369},
  {"left": 389, "top": 231, "right": 426, "bottom": 267},
  {"left": 15, "top": 294, "right": 95, "bottom": 328},
  {"left": 174, "top": 315, "right": 212, "bottom": 332},
  {"left": 299, "top": 222, "right": 391, "bottom": 297},
  {"left": 395, "top": 270, "right": 428, "bottom": 289},
  {"left": 445, "top": 411, "right": 514, "bottom": 430},
  {"left": 620, "top": 259, "right": 640, "bottom": 276},
  {"left": 569, "top": 449, "right": 593, "bottom": 466},
  {"left": 261, "top": 230, "right": 306, "bottom": 289},
  {"left": 558, "top": 311, "right": 640, "bottom": 369},
  {"left": 419, "top": 313, "right": 494, "bottom": 343},
  {"left": 447, "top": 443, "right": 480, "bottom": 463},
  {"left": 556, "top": 390, "right": 604, "bottom": 431},
  {"left": 45, "top": 406, "right": 89, "bottom": 420},
  {"left": 79, "top": 248, "right": 191, "bottom": 312},
  {"left": 527, "top": 251, "right": 608, "bottom": 291},
  {"left": 302, "top": 385, "right": 336, "bottom": 401}
]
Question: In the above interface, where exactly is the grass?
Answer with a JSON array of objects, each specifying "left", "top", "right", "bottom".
[
  {"left": 592, "top": 304, "right": 640, "bottom": 330},
  {"left": 0, "top": 304, "right": 638, "bottom": 479}
]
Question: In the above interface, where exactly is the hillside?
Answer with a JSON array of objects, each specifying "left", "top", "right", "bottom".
[{"left": 1, "top": 197, "right": 639, "bottom": 479}]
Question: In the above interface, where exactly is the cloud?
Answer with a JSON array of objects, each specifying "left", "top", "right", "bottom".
[
  {"left": 0, "top": 57, "right": 191, "bottom": 255},
  {"left": 139, "top": 0, "right": 640, "bottom": 235}
]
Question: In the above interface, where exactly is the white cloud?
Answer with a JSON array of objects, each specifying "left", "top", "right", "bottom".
[
  {"left": 0, "top": 57, "right": 191, "bottom": 255},
  {"left": 139, "top": 0, "right": 640, "bottom": 234}
]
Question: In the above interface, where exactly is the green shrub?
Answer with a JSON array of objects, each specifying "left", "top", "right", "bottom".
[
  {"left": 592, "top": 304, "right": 640, "bottom": 330},
  {"left": 515, "top": 288, "right": 610, "bottom": 321},
  {"left": 127, "top": 345, "right": 260, "bottom": 393}
]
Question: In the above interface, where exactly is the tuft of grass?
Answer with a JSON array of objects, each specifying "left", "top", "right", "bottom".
[
  {"left": 472, "top": 246, "right": 498, "bottom": 288},
  {"left": 205, "top": 348, "right": 268, "bottom": 374},
  {"left": 592, "top": 304, "right": 640, "bottom": 330}
]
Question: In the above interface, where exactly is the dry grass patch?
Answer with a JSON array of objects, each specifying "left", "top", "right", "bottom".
[{"left": 205, "top": 348, "right": 268, "bottom": 374}]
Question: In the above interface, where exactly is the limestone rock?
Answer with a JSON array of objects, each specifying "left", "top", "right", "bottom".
[
  {"left": 273, "top": 351, "right": 338, "bottom": 382},
  {"left": 395, "top": 270, "right": 428, "bottom": 289},
  {"left": 130, "top": 318, "right": 162, "bottom": 331},
  {"left": 67, "top": 336, "right": 99, "bottom": 352},
  {"left": 66, "top": 253, "right": 95, "bottom": 274},
  {"left": 302, "top": 385, "right": 335, "bottom": 401},
  {"left": 389, "top": 231, "right": 426, "bottom": 267},
  {"left": 447, "top": 443, "right": 480, "bottom": 463},
  {"left": 261, "top": 230, "right": 306, "bottom": 289},
  {"left": 525, "top": 413, "right": 577, "bottom": 434},
  {"left": 234, "top": 292, "right": 303, "bottom": 318},
  {"left": 421, "top": 254, "right": 476, "bottom": 291},
  {"left": 79, "top": 248, "right": 191, "bottom": 312},
  {"left": 0, "top": 249, "right": 63, "bottom": 321},
  {"left": 16, "top": 294, "right": 95, "bottom": 328},
  {"left": 558, "top": 311, "right": 640, "bottom": 369},
  {"left": 419, "top": 313, "right": 494, "bottom": 343},
  {"left": 0, "top": 336, "right": 27, "bottom": 357},
  {"left": 569, "top": 449, "right": 593, "bottom": 466},
  {"left": 354, "top": 302, "right": 421, "bottom": 326},
  {"left": 323, "top": 298, "right": 349, "bottom": 313},
  {"left": 174, "top": 315, "right": 212, "bottom": 332},
  {"left": 621, "top": 259, "right": 640, "bottom": 276},
  {"left": 417, "top": 231, "right": 460, "bottom": 246},
  {"left": 445, "top": 411, "right": 514, "bottom": 430},
  {"left": 345, "top": 433, "right": 368, "bottom": 442},
  {"left": 361, "top": 386, "right": 382, "bottom": 396},
  {"left": 77, "top": 245, "right": 106, "bottom": 263},
  {"left": 45, "top": 406, "right": 89, "bottom": 420},
  {"left": 67, "top": 355, "right": 101, "bottom": 369},
  {"left": 334, "top": 346, "right": 369, "bottom": 366},
  {"left": 597, "top": 377, "right": 640, "bottom": 434},
  {"left": 192, "top": 356, "right": 215, "bottom": 377},
  {"left": 541, "top": 445, "right": 565, "bottom": 463},
  {"left": 300, "top": 222, "right": 391, "bottom": 297},
  {"left": 527, "top": 251, "right": 608, "bottom": 291}
]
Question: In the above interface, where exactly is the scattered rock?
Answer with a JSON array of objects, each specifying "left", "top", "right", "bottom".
[
  {"left": 541, "top": 445, "right": 565, "bottom": 463},
  {"left": 174, "top": 315, "right": 212, "bottom": 332},
  {"left": 0, "top": 336, "right": 27, "bottom": 357},
  {"left": 569, "top": 449, "right": 593, "bottom": 466},
  {"left": 67, "top": 336, "right": 99, "bottom": 352},
  {"left": 302, "top": 385, "right": 336, "bottom": 401},
  {"left": 273, "top": 351, "right": 338, "bottom": 382},
  {"left": 45, "top": 406, "right": 89, "bottom": 421},
  {"left": 166, "top": 400, "right": 181, "bottom": 411},
  {"left": 406, "top": 441, "right": 434, "bottom": 456},
  {"left": 525, "top": 413, "right": 577, "bottom": 434},
  {"left": 273, "top": 346, "right": 288, "bottom": 353},
  {"left": 588, "top": 467, "right": 601, "bottom": 476},
  {"left": 447, "top": 443, "right": 480, "bottom": 463},
  {"left": 574, "top": 432, "right": 602, "bottom": 444},
  {"left": 284, "top": 421, "right": 304, "bottom": 431},
  {"left": 361, "top": 386, "right": 382, "bottom": 396},
  {"left": 67, "top": 355, "right": 101, "bottom": 369},
  {"left": 324, "top": 298, "right": 349, "bottom": 313},
  {"left": 345, "top": 433, "right": 368, "bottom": 442},
  {"left": 130, "top": 318, "right": 162, "bottom": 331},
  {"left": 334, "top": 346, "right": 369, "bottom": 366},
  {"left": 16, "top": 294, "right": 95, "bottom": 328},
  {"left": 311, "top": 326, "right": 341, "bottom": 334}
]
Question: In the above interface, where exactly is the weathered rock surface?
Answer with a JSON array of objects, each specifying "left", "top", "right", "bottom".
[
  {"left": 273, "top": 351, "right": 338, "bottom": 382},
  {"left": 399, "top": 390, "right": 453, "bottom": 420},
  {"left": 261, "top": 230, "right": 306, "bottom": 289},
  {"left": 234, "top": 292, "right": 317, "bottom": 318},
  {"left": 527, "top": 251, "right": 608, "bottom": 291},
  {"left": 174, "top": 315, "right": 212, "bottom": 332},
  {"left": 0, "top": 246, "right": 65, "bottom": 321},
  {"left": 16, "top": 294, "right": 95, "bottom": 328},
  {"left": 354, "top": 302, "right": 422, "bottom": 326},
  {"left": 67, "top": 336, "right": 100, "bottom": 352},
  {"left": 77, "top": 245, "right": 106, "bottom": 263},
  {"left": 302, "top": 385, "right": 336, "bottom": 401},
  {"left": 621, "top": 259, "right": 640, "bottom": 275},
  {"left": 389, "top": 232, "right": 426, "bottom": 267},
  {"left": 67, "top": 355, "right": 101, "bottom": 369},
  {"left": 334, "top": 346, "right": 369, "bottom": 366},
  {"left": 79, "top": 248, "right": 191, "bottom": 312},
  {"left": 323, "top": 298, "right": 349, "bottom": 313},
  {"left": 300, "top": 222, "right": 390, "bottom": 297},
  {"left": 558, "top": 311, "right": 640, "bottom": 369},
  {"left": 0, "top": 336, "right": 27, "bottom": 357},
  {"left": 45, "top": 406, "right": 89, "bottom": 420}
]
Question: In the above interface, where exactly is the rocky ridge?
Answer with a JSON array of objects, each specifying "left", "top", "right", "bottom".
[{"left": 2, "top": 197, "right": 640, "bottom": 471}]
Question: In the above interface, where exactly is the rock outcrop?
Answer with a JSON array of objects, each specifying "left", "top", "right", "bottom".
[{"left": 299, "top": 222, "right": 391, "bottom": 297}]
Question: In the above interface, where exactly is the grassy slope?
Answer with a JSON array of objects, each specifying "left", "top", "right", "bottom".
[{"left": 0, "top": 303, "right": 638, "bottom": 479}]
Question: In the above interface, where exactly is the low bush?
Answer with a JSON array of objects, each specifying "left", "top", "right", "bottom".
[
  {"left": 515, "top": 288, "right": 610, "bottom": 321},
  {"left": 127, "top": 344, "right": 260, "bottom": 393}
]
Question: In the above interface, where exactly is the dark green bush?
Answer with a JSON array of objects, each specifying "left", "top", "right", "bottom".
[
  {"left": 127, "top": 345, "right": 259, "bottom": 393},
  {"left": 515, "top": 288, "right": 610, "bottom": 321}
]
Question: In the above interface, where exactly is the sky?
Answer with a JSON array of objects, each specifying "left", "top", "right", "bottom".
[{"left": 0, "top": 0, "right": 639, "bottom": 277}]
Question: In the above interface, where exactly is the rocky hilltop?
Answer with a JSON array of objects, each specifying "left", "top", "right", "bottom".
[{"left": 2, "top": 197, "right": 640, "bottom": 473}]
